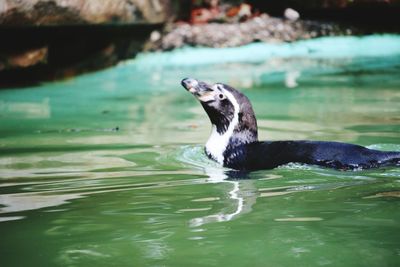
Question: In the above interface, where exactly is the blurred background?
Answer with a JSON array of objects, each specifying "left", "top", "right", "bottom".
[{"left": 1, "top": 0, "right": 399, "bottom": 85}]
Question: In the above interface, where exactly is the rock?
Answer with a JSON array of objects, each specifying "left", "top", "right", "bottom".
[
  {"left": 150, "top": 30, "right": 162, "bottom": 42},
  {"left": 284, "top": 8, "right": 300, "bottom": 21},
  {"left": 0, "top": 0, "right": 174, "bottom": 87},
  {"left": 148, "top": 13, "right": 357, "bottom": 51},
  {"left": 0, "top": 0, "right": 172, "bottom": 26},
  {"left": 4, "top": 47, "right": 48, "bottom": 69}
]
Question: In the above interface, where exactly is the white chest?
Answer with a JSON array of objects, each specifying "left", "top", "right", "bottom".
[{"left": 206, "top": 125, "right": 230, "bottom": 165}]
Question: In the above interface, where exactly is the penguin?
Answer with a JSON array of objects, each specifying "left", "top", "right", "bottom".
[{"left": 181, "top": 78, "right": 400, "bottom": 171}]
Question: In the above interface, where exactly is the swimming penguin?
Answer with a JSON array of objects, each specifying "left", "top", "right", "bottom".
[{"left": 181, "top": 78, "right": 400, "bottom": 171}]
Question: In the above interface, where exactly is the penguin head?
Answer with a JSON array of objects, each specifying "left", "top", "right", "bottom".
[
  {"left": 181, "top": 78, "right": 235, "bottom": 134},
  {"left": 181, "top": 78, "right": 258, "bottom": 164}
]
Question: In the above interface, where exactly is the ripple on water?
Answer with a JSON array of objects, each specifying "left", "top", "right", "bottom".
[
  {"left": 0, "top": 145, "right": 224, "bottom": 222},
  {"left": 172, "top": 145, "right": 220, "bottom": 170}
]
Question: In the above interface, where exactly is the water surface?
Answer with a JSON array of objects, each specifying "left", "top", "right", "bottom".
[{"left": 1, "top": 36, "right": 400, "bottom": 267}]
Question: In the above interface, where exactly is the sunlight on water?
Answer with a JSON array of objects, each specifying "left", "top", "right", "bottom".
[{"left": 0, "top": 36, "right": 399, "bottom": 267}]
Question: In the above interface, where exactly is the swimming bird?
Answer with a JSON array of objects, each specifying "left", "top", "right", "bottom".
[{"left": 181, "top": 78, "right": 400, "bottom": 171}]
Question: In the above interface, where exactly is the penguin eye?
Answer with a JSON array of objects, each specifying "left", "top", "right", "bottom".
[{"left": 218, "top": 93, "right": 225, "bottom": 100}]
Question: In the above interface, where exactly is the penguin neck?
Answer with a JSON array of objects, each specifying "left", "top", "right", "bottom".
[
  {"left": 205, "top": 116, "right": 258, "bottom": 165},
  {"left": 203, "top": 88, "right": 259, "bottom": 165}
]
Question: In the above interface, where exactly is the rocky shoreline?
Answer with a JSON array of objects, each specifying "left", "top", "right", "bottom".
[
  {"left": 148, "top": 14, "right": 356, "bottom": 51},
  {"left": 1, "top": 0, "right": 398, "bottom": 87}
]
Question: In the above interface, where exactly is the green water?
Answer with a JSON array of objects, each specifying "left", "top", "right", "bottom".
[{"left": 1, "top": 36, "right": 400, "bottom": 267}]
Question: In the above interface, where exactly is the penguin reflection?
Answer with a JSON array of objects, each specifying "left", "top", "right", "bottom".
[{"left": 189, "top": 167, "right": 257, "bottom": 227}]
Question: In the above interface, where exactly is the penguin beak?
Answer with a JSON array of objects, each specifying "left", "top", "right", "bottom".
[
  {"left": 181, "top": 78, "right": 215, "bottom": 102},
  {"left": 181, "top": 78, "right": 198, "bottom": 94}
]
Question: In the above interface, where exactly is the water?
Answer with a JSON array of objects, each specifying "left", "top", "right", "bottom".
[{"left": 1, "top": 36, "right": 400, "bottom": 267}]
